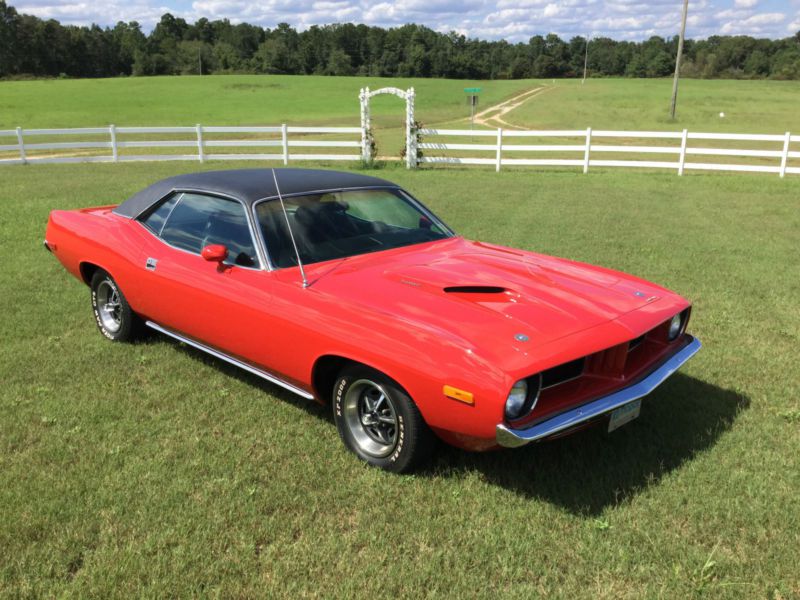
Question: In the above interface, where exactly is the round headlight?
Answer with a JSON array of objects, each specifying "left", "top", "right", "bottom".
[
  {"left": 504, "top": 375, "right": 542, "bottom": 421},
  {"left": 504, "top": 380, "right": 528, "bottom": 420},
  {"left": 668, "top": 313, "right": 683, "bottom": 341}
]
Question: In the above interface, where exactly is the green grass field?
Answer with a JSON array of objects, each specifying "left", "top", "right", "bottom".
[
  {"left": 0, "top": 75, "right": 530, "bottom": 129},
  {"left": 493, "top": 78, "right": 800, "bottom": 134},
  {"left": 1, "top": 158, "right": 799, "bottom": 597},
  {"left": 2, "top": 75, "right": 799, "bottom": 133}
]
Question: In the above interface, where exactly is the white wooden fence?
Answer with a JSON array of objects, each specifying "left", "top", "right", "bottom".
[
  {"left": 0, "top": 124, "right": 362, "bottom": 166},
  {"left": 418, "top": 128, "right": 800, "bottom": 177},
  {"left": 3, "top": 123, "right": 799, "bottom": 178}
]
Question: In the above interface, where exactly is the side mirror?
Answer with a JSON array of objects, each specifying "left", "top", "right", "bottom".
[{"left": 201, "top": 244, "right": 228, "bottom": 263}]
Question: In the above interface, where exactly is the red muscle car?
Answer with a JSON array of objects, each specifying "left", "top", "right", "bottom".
[{"left": 45, "top": 168, "right": 701, "bottom": 472}]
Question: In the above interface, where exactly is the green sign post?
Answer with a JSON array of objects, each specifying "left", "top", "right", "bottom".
[{"left": 464, "top": 88, "right": 482, "bottom": 130}]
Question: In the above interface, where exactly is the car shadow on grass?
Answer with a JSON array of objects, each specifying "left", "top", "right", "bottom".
[
  {"left": 422, "top": 373, "right": 748, "bottom": 515},
  {"left": 151, "top": 337, "right": 746, "bottom": 515},
  {"left": 149, "top": 335, "right": 331, "bottom": 419}
]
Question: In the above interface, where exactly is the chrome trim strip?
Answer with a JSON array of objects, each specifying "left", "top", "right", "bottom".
[
  {"left": 496, "top": 335, "right": 702, "bottom": 448},
  {"left": 249, "top": 202, "right": 275, "bottom": 271},
  {"left": 158, "top": 192, "right": 183, "bottom": 237},
  {"left": 396, "top": 189, "right": 456, "bottom": 237},
  {"left": 252, "top": 184, "right": 404, "bottom": 205},
  {"left": 145, "top": 320, "right": 314, "bottom": 400}
]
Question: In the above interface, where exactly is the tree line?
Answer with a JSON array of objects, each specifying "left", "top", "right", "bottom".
[{"left": 1, "top": 1, "right": 799, "bottom": 80}]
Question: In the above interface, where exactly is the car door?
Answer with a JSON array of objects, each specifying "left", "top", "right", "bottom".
[{"left": 135, "top": 191, "right": 275, "bottom": 368}]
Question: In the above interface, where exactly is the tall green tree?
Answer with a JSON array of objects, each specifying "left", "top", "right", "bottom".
[{"left": 0, "top": 2, "right": 798, "bottom": 81}]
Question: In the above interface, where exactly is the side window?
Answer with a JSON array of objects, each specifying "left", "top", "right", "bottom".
[
  {"left": 140, "top": 193, "right": 180, "bottom": 235},
  {"left": 158, "top": 193, "right": 259, "bottom": 268}
]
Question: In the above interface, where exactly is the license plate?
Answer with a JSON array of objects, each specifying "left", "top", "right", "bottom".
[{"left": 608, "top": 399, "right": 641, "bottom": 433}]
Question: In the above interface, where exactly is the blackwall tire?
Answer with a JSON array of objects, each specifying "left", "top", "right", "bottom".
[{"left": 333, "top": 365, "right": 435, "bottom": 473}]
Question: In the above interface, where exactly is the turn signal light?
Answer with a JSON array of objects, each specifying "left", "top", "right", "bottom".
[{"left": 443, "top": 385, "right": 474, "bottom": 405}]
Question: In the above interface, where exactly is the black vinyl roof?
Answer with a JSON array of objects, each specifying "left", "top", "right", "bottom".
[{"left": 113, "top": 168, "right": 398, "bottom": 218}]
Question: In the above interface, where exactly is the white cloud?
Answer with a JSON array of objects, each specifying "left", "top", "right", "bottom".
[
  {"left": 543, "top": 4, "right": 563, "bottom": 17},
  {"left": 11, "top": 0, "right": 797, "bottom": 40},
  {"left": 720, "top": 12, "right": 786, "bottom": 34}
]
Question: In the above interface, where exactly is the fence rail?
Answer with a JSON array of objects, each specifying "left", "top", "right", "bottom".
[
  {"left": 0, "top": 124, "right": 363, "bottom": 166},
  {"left": 2, "top": 123, "right": 799, "bottom": 178},
  {"left": 418, "top": 128, "right": 800, "bottom": 177}
]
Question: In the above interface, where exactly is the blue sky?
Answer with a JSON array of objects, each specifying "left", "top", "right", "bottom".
[{"left": 11, "top": 0, "right": 800, "bottom": 41}]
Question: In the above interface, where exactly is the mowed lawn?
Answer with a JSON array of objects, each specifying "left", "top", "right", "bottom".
[
  {"left": 497, "top": 78, "right": 800, "bottom": 134},
  {"left": 1, "top": 160, "right": 798, "bottom": 597},
  {"left": 0, "top": 74, "right": 529, "bottom": 130},
  {"left": 2, "top": 76, "right": 799, "bottom": 134}
]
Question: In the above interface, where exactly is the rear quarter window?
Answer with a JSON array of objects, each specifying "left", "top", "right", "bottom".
[{"left": 139, "top": 193, "right": 180, "bottom": 235}]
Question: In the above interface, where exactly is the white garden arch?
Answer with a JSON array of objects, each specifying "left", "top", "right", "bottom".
[{"left": 359, "top": 86, "right": 416, "bottom": 168}]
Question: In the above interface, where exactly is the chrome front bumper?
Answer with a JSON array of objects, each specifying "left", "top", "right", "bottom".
[{"left": 496, "top": 335, "right": 702, "bottom": 448}]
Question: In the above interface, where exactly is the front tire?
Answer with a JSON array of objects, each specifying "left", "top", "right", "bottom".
[
  {"left": 90, "top": 270, "right": 142, "bottom": 342},
  {"left": 333, "top": 366, "right": 435, "bottom": 472}
]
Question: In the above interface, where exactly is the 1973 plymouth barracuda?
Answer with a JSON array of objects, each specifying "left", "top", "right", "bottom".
[{"left": 45, "top": 168, "right": 701, "bottom": 472}]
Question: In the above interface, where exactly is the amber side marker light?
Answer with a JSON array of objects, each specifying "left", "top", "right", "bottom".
[{"left": 443, "top": 385, "right": 474, "bottom": 405}]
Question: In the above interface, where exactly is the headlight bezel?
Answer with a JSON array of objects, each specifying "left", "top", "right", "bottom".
[
  {"left": 667, "top": 308, "right": 689, "bottom": 342},
  {"left": 504, "top": 374, "right": 542, "bottom": 421}
]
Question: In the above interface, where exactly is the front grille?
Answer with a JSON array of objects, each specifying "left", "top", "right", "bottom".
[
  {"left": 541, "top": 357, "right": 585, "bottom": 389},
  {"left": 628, "top": 334, "right": 646, "bottom": 352},
  {"left": 517, "top": 317, "right": 683, "bottom": 426}
]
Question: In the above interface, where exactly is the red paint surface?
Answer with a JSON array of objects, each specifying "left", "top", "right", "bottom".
[{"left": 46, "top": 205, "right": 692, "bottom": 450}]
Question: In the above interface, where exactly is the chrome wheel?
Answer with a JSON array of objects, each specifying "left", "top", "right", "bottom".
[
  {"left": 96, "top": 280, "right": 122, "bottom": 333},
  {"left": 342, "top": 379, "right": 398, "bottom": 458},
  {"left": 334, "top": 366, "right": 436, "bottom": 472}
]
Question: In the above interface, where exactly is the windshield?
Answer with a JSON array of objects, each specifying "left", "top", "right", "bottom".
[{"left": 256, "top": 188, "right": 452, "bottom": 268}]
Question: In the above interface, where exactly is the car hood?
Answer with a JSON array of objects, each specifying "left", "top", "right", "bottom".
[{"left": 303, "top": 237, "right": 682, "bottom": 354}]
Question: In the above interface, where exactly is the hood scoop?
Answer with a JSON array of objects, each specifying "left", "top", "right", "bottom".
[
  {"left": 443, "top": 285, "right": 518, "bottom": 305},
  {"left": 444, "top": 285, "right": 506, "bottom": 294}
]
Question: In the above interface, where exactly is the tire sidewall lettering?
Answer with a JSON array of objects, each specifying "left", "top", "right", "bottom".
[
  {"left": 92, "top": 276, "right": 119, "bottom": 340},
  {"left": 388, "top": 415, "right": 404, "bottom": 463},
  {"left": 334, "top": 377, "right": 348, "bottom": 418},
  {"left": 335, "top": 375, "right": 405, "bottom": 464}
]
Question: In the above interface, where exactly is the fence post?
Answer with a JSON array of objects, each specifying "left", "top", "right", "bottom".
[
  {"left": 109, "top": 124, "right": 118, "bottom": 162},
  {"left": 678, "top": 128, "right": 688, "bottom": 176},
  {"left": 281, "top": 124, "right": 289, "bottom": 165},
  {"left": 583, "top": 127, "right": 592, "bottom": 174},
  {"left": 15, "top": 127, "right": 26, "bottom": 165},
  {"left": 496, "top": 128, "right": 503, "bottom": 172},
  {"left": 406, "top": 87, "right": 416, "bottom": 169},
  {"left": 779, "top": 131, "right": 790, "bottom": 178},
  {"left": 360, "top": 87, "right": 371, "bottom": 163},
  {"left": 195, "top": 124, "right": 204, "bottom": 163}
]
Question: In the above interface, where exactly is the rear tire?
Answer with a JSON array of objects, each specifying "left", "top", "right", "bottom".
[
  {"left": 90, "top": 270, "right": 142, "bottom": 342},
  {"left": 333, "top": 365, "right": 435, "bottom": 473}
]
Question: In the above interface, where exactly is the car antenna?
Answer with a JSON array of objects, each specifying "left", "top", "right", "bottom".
[{"left": 271, "top": 168, "right": 309, "bottom": 288}]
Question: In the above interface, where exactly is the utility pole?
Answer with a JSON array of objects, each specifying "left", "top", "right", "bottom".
[
  {"left": 670, "top": 0, "right": 689, "bottom": 120},
  {"left": 582, "top": 35, "right": 590, "bottom": 84}
]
